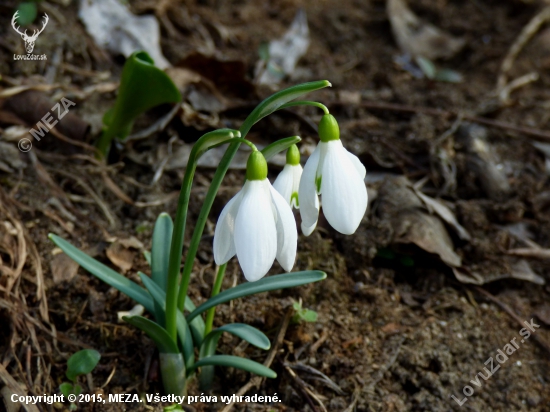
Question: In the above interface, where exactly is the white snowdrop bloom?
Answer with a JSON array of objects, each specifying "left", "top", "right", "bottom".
[
  {"left": 273, "top": 144, "right": 302, "bottom": 209},
  {"left": 299, "top": 114, "right": 367, "bottom": 236},
  {"left": 213, "top": 151, "right": 298, "bottom": 282}
]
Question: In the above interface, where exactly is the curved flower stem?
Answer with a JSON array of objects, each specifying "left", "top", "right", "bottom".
[
  {"left": 165, "top": 147, "right": 200, "bottom": 341},
  {"left": 209, "top": 137, "right": 257, "bottom": 152},
  {"left": 278, "top": 100, "right": 329, "bottom": 114},
  {"left": 204, "top": 263, "right": 227, "bottom": 336},
  {"left": 176, "top": 141, "right": 241, "bottom": 311}
]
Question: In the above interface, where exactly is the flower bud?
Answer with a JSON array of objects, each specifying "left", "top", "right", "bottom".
[
  {"left": 318, "top": 114, "right": 340, "bottom": 142},
  {"left": 286, "top": 144, "right": 301, "bottom": 165},
  {"left": 246, "top": 151, "right": 268, "bottom": 181}
]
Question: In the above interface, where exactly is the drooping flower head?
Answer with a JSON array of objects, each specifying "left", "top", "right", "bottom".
[
  {"left": 273, "top": 144, "right": 303, "bottom": 209},
  {"left": 299, "top": 114, "right": 367, "bottom": 236},
  {"left": 213, "top": 150, "right": 298, "bottom": 281}
]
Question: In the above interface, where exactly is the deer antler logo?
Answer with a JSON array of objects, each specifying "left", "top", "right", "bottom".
[{"left": 11, "top": 11, "right": 49, "bottom": 54}]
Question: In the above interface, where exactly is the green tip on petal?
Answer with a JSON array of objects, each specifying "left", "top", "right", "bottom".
[
  {"left": 286, "top": 144, "right": 301, "bottom": 166},
  {"left": 246, "top": 151, "right": 268, "bottom": 180},
  {"left": 318, "top": 114, "right": 340, "bottom": 142}
]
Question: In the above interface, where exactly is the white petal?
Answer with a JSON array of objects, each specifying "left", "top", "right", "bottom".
[
  {"left": 269, "top": 185, "right": 297, "bottom": 271},
  {"left": 298, "top": 145, "right": 321, "bottom": 235},
  {"left": 234, "top": 180, "right": 277, "bottom": 281},
  {"left": 301, "top": 219, "right": 317, "bottom": 236},
  {"left": 320, "top": 140, "right": 368, "bottom": 235},
  {"left": 273, "top": 164, "right": 294, "bottom": 205},
  {"left": 344, "top": 148, "right": 366, "bottom": 180},
  {"left": 290, "top": 164, "right": 303, "bottom": 209},
  {"left": 213, "top": 190, "right": 243, "bottom": 264}
]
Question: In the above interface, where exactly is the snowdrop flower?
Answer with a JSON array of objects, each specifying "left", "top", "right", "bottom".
[
  {"left": 213, "top": 151, "right": 298, "bottom": 282},
  {"left": 299, "top": 114, "right": 367, "bottom": 236},
  {"left": 273, "top": 144, "right": 302, "bottom": 209}
]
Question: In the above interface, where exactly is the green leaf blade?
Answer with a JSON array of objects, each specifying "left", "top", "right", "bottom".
[
  {"left": 186, "top": 271, "right": 326, "bottom": 322},
  {"left": 139, "top": 274, "right": 194, "bottom": 369},
  {"left": 48, "top": 234, "right": 155, "bottom": 313},
  {"left": 151, "top": 213, "right": 173, "bottom": 325},
  {"left": 122, "top": 315, "right": 179, "bottom": 354},
  {"left": 240, "top": 81, "right": 331, "bottom": 136},
  {"left": 66, "top": 349, "right": 101, "bottom": 382},
  {"left": 261, "top": 136, "right": 302, "bottom": 161},
  {"left": 191, "top": 355, "right": 276, "bottom": 379}
]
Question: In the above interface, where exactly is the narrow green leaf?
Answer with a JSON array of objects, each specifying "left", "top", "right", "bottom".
[
  {"left": 151, "top": 213, "right": 173, "bottom": 291},
  {"left": 139, "top": 274, "right": 194, "bottom": 369},
  {"left": 190, "top": 355, "right": 276, "bottom": 378},
  {"left": 123, "top": 316, "right": 179, "bottom": 354},
  {"left": 199, "top": 323, "right": 270, "bottom": 386},
  {"left": 194, "top": 129, "right": 241, "bottom": 158},
  {"left": 240, "top": 81, "right": 331, "bottom": 136},
  {"left": 143, "top": 250, "right": 151, "bottom": 266},
  {"left": 151, "top": 213, "right": 173, "bottom": 325},
  {"left": 416, "top": 56, "right": 436, "bottom": 80},
  {"left": 261, "top": 136, "right": 302, "bottom": 161},
  {"left": 200, "top": 324, "right": 270, "bottom": 363},
  {"left": 66, "top": 349, "right": 101, "bottom": 382},
  {"left": 184, "top": 296, "right": 205, "bottom": 347},
  {"left": 48, "top": 234, "right": 155, "bottom": 313},
  {"left": 434, "top": 68, "right": 463, "bottom": 83},
  {"left": 187, "top": 271, "right": 326, "bottom": 322}
]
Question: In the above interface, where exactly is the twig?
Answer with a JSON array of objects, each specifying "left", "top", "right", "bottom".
[
  {"left": 498, "top": 72, "right": 539, "bottom": 104},
  {"left": 473, "top": 286, "right": 550, "bottom": 354},
  {"left": 342, "top": 388, "right": 360, "bottom": 412},
  {"left": 219, "top": 308, "right": 293, "bottom": 412},
  {"left": 0, "top": 363, "right": 40, "bottom": 412},
  {"left": 282, "top": 362, "right": 324, "bottom": 412},
  {"left": 309, "top": 328, "right": 329, "bottom": 354},
  {"left": 126, "top": 103, "right": 181, "bottom": 142},
  {"left": 498, "top": 6, "right": 550, "bottom": 90}
]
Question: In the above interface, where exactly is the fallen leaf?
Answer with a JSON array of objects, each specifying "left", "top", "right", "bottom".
[
  {"left": 50, "top": 252, "right": 79, "bottom": 285},
  {"left": 413, "top": 188, "right": 471, "bottom": 241},
  {"left": 116, "top": 236, "right": 144, "bottom": 250},
  {"left": 79, "top": 0, "right": 170, "bottom": 68},
  {"left": 458, "top": 123, "right": 510, "bottom": 199},
  {"left": 377, "top": 176, "right": 462, "bottom": 267},
  {"left": 387, "top": 0, "right": 465, "bottom": 60},
  {"left": 255, "top": 9, "right": 310, "bottom": 85},
  {"left": 452, "top": 259, "right": 544, "bottom": 285},
  {"left": 105, "top": 241, "right": 134, "bottom": 273}
]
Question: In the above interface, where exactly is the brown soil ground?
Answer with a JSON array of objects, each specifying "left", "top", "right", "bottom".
[{"left": 1, "top": 0, "right": 550, "bottom": 411}]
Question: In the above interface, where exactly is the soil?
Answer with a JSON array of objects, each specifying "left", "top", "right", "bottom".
[{"left": 1, "top": 0, "right": 550, "bottom": 411}]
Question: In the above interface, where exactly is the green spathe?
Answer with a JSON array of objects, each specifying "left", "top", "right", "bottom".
[
  {"left": 246, "top": 151, "right": 268, "bottom": 180},
  {"left": 318, "top": 114, "right": 340, "bottom": 142},
  {"left": 286, "top": 144, "right": 301, "bottom": 165}
]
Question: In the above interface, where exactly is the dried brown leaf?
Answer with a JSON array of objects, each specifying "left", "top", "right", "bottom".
[
  {"left": 50, "top": 252, "right": 79, "bottom": 285},
  {"left": 387, "top": 0, "right": 465, "bottom": 60},
  {"left": 105, "top": 242, "right": 134, "bottom": 274}
]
